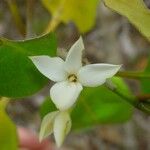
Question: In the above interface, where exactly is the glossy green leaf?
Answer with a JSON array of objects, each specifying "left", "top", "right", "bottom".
[
  {"left": 104, "top": 0, "right": 150, "bottom": 41},
  {"left": 0, "top": 100, "right": 18, "bottom": 150},
  {"left": 0, "top": 33, "right": 57, "bottom": 98},
  {"left": 41, "top": 0, "right": 99, "bottom": 33},
  {"left": 40, "top": 77, "right": 133, "bottom": 130}
]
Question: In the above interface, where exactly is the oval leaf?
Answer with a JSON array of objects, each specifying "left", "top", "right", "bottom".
[{"left": 0, "top": 33, "right": 57, "bottom": 98}]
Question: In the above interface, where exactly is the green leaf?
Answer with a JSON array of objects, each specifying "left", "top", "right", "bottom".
[
  {"left": 0, "top": 33, "right": 57, "bottom": 98},
  {"left": 0, "top": 100, "right": 18, "bottom": 150},
  {"left": 104, "top": 0, "right": 150, "bottom": 41},
  {"left": 41, "top": 0, "right": 99, "bottom": 33},
  {"left": 40, "top": 77, "right": 133, "bottom": 130}
]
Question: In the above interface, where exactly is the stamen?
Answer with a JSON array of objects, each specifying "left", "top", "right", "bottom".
[{"left": 68, "top": 74, "right": 77, "bottom": 82}]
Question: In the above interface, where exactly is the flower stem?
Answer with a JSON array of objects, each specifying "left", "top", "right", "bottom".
[{"left": 26, "top": 0, "right": 35, "bottom": 38}]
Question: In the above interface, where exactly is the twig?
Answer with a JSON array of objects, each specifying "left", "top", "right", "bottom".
[
  {"left": 6, "top": 0, "right": 26, "bottom": 36},
  {"left": 136, "top": 94, "right": 150, "bottom": 101},
  {"left": 26, "top": 0, "right": 35, "bottom": 38},
  {"left": 116, "top": 71, "right": 150, "bottom": 79},
  {"left": 106, "top": 84, "right": 136, "bottom": 105},
  {"left": 106, "top": 84, "right": 150, "bottom": 115}
]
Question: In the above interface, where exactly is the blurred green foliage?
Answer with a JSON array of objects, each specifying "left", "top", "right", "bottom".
[
  {"left": 0, "top": 100, "right": 18, "bottom": 150},
  {"left": 104, "top": 0, "right": 150, "bottom": 41},
  {"left": 41, "top": 0, "right": 99, "bottom": 32}
]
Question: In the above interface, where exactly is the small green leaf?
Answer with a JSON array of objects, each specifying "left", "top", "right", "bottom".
[
  {"left": 40, "top": 77, "right": 133, "bottom": 130},
  {"left": 41, "top": 0, "right": 99, "bottom": 33},
  {"left": 0, "top": 33, "right": 57, "bottom": 98},
  {"left": 104, "top": 0, "right": 150, "bottom": 41}
]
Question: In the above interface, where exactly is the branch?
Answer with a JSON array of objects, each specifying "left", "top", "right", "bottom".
[
  {"left": 116, "top": 71, "right": 150, "bottom": 79},
  {"left": 106, "top": 85, "right": 150, "bottom": 115},
  {"left": 6, "top": 0, "right": 26, "bottom": 36},
  {"left": 136, "top": 94, "right": 150, "bottom": 101},
  {"left": 26, "top": 0, "right": 35, "bottom": 38}
]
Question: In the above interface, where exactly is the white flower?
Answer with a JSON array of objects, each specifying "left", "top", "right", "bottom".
[
  {"left": 39, "top": 111, "right": 71, "bottom": 147},
  {"left": 30, "top": 37, "right": 121, "bottom": 110}
]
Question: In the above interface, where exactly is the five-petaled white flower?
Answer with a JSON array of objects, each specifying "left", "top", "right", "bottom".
[
  {"left": 39, "top": 111, "right": 71, "bottom": 147},
  {"left": 30, "top": 37, "right": 121, "bottom": 110}
]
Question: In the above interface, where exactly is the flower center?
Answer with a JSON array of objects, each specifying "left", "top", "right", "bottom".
[{"left": 68, "top": 74, "right": 77, "bottom": 82}]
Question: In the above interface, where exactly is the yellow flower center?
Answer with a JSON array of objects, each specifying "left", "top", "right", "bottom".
[{"left": 68, "top": 74, "right": 77, "bottom": 82}]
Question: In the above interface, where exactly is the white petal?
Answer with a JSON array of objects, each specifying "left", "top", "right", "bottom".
[
  {"left": 64, "top": 37, "right": 84, "bottom": 73},
  {"left": 50, "top": 81, "right": 83, "bottom": 110},
  {"left": 29, "top": 56, "right": 67, "bottom": 82},
  {"left": 53, "top": 111, "right": 72, "bottom": 147},
  {"left": 78, "top": 64, "right": 121, "bottom": 87},
  {"left": 39, "top": 111, "right": 59, "bottom": 142}
]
